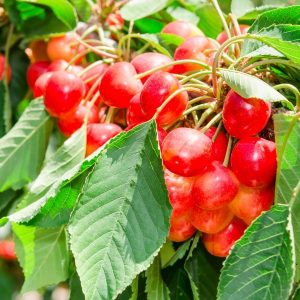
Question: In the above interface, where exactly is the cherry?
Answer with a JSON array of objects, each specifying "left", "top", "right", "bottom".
[
  {"left": 99, "top": 62, "right": 143, "bottom": 108},
  {"left": 162, "top": 20, "right": 204, "bottom": 39},
  {"left": 203, "top": 218, "right": 247, "bottom": 257},
  {"left": 26, "top": 40, "right": 49, "bottom": 62},
  {"left": 204, "top": 127, "right": 228, "bottom": 162},
  {"left": 81, "top": 63, "right": 108, "bottom": 91},
  {"left": 44, "top": 71, "right": 85, "bottom": 117},
  {"left": 47, "top": 32, "right": 85, "bottom": 63},
  {"left": 168, "top": 212, "right": 196, "bottom": 242},
  {"left": 0, "top": 240, "right": 16, "bottom": 260},
  {"left": 191, "top": 205, "right": 233, "bottom": 234},
  {"left": 162, "top": 127, "right": 212, "bottom": 177},
  {"left": 131, "top": 52, "right": 173, "bottom": 83},
  {"left": 157, "top": 126, "right": 167, "bottom": 150},
  {"left": 172, "top": 36, "right": 218, "bottom": 74},
  {"left": 140, "top": 71, "right": 188, "bottom": 126},
  {"left": 164, "top": 169, "right": 194, "bottom": 217},
  {"left": 58, "top": 102, "right": 99, "bottom": 136},
  {"left": 126, "top": 93, "right": 150, "bottom": 126},
  {"left": 222, "top": 90, "right": 271, "bottom": 139},
  {"left": 229, "top": 185, "right": 274, "bottom": 225},
  {"left": 48, "top": 59, "right": 69, "bottom": 72},
  {"left": 26, "top": 61, "right": 50, "bottom": 90},
  {"left": 33, "top": 72, "right": 53, "bottom": 98},
  {"left": 0, "top": 54, "right": 11, "bottom": 83},
  {"left": 192, "top": 162, "right": 239, "bottom": 210},
  {"left": 86, "top": 123, "right": 122, "bottom": 156},
  {"left": 217, "top": 25, "right": 249, "bottom": 45},
  {"left": 230, "top": 137, "right": 277, "bottom": 188}
]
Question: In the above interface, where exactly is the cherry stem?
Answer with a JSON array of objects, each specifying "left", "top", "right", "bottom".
[
  {"left": 79, "top": 60, "right": 107, "bottom": 77},
  {"left": 125, "top": 20, "right": 134, "bottom": 61},
  {"left": 105, "top": 107, "right": 115, "bottom": 123},
  {"left": 181, "top": 82, "right": 212, "bottom": 91},
  {"left": 179, "top": 70, "right": 216, "bottom": 84},
  {"left": 273, "top": 83, "right": 300, "bottom": 112},
  {"left": 199, "top": 111, "right": 222, "bottom": 131},
  {"left": 189, "top": 95, "right": 214, "bottom": 105},
  {"left": 241, "top": 58, "right": 300, "bottom": 72},
  {"left": 212, "top": 120, "right": 223, "bottom": 142},
  {"left": 83, "top": 76, "right": 103, "bottom": 104},
  {"left": 223, "top": 135, "right": 233, "bottom": 167},
  {"left": 195, "top": 107, "right": 214, "bottom": 129},
  {"left": 177, "top": 75, "right": 208, "bottom": 85},
  {"left": 228, "top": 13, "right": 241, "bottom": 57},
  {"left": 183, "top": 102, "right": 216, "bottom": 116},
  {"left": 66, "top": 48, "right": 90, "bottom": 68}
]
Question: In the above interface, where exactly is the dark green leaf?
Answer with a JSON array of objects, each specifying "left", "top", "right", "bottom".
[
  {"left": 162, "top": 240, "right": 191, "bottom": 268},
  {"left": 69, "top": 272, "right": 85, "bottom": 300},
  {"left": 0, "top": 81, "right": 11, "bottom": 137},
  {"left": 0, "top": 270, "right": 15, "bottom": 300}
]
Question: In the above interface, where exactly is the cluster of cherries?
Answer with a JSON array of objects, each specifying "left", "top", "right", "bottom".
[{"left": 22, "top": 19, "right": 275, "bottom": 258}]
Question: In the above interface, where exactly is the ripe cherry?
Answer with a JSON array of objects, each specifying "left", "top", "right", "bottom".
[
  {"left": 168, "top": 212, "right": 196, "bottom": 242},
  {"left": 229, "top": 185, "right": 274, "bottom": 225},
  {"left": 44, "top": 71, "right": 85, "bottom": 117},
  {"left": 230, "top": 137, "right": 277, "bottom": 188},
  {"left": 33, "top": 72, "right": 53, "bottom": 98},
  {"left": 0, "top": 240, "right": 16, "bottom": 260},
  {"left": 99, "top": 62, "right": 143, "bottom": 108},
  {"left": 157, "top": 126, "right": 167, "bottom": 150},
  {"left": 58, "top": 102, "right": 99, "bottom": 136},
  {"left": 203, "top": 218, "right": 247, "bottom": 257},
  {"left": 140, "top": 71, "right": 188, "bottom": 126},
  {"left": 26, "top": 61, "right": 50, "bottom": 90},
  {"left": 217, "top": 25, "right": 249, "bottom": 45},
  {"left": 131, "top": 52, "right": 173, "bottom": 83},
  {"left": 191, "top": 206, "right": 233, "bottom": 234},
  {"left": 162, "top": 127, "right": 212, "bottom": 177},
  {"left": 86, "top": 123, "right": 122, "bottom": 156},
  {"left": 192, "top": 162, "right": 239, "bottom": 210},
  {"left": 172, "top": 36, "right": 218, "bottom": 74},
  {"left": 204, "top": 127, "right": 228, "bottom": 162},
  {"left": 222, "top": 90, "right": 271, "bottom": 139},
  {"left": 162, "top": 20, "right": 204, "bottom": 39},
  {"left": 81, "top": 63, "right": 108, "bottom": 91},
  {"left": 126, "top": 93, "right": 150, "bottom": 126},
  {"left": 0, "top": 54, "right": 11, "bottom": 83},
  {"left": 26, "top": 40, "right": 49, "bottom": 62},
  {"left": 48, "top": 59, "right": 69, "bottom": 72},
  {"left": 47, "top": 32, "right": 85, "bottom": 63}
]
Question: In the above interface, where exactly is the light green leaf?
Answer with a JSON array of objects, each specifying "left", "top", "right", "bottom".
[
  {"left": 13, "top": 224, "right": 70, "bottom": 292},
  {"left": 217, "top": 205, "right": 294, "bottom": 300},
  {"left": 69, "top": 121, "right": 171, "bottom": 300},
  {"left": 69, "top": 0, "right": 92, "bottom": 22},
  {"left": 0, "top": 99, "right": 53, "bottom": 192},
  {"left": 166, "top": 4, "right": 199, "bottom": 24}
]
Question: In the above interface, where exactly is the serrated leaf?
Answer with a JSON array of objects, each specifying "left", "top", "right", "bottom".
[
  {"left": 217, "top": 205, "right": 294, "bottom": 300},
  {"left": 0, "top": 81, "right": 11, "bottom": 137},
  {"left": 69, "top": 121, "right": 171, "bottom": 300},
  {"left": 120, "top": 0, "right": 168, "bottom": 21},
  {"left": 0, "top": 99, "right": 52, "bottom": 192},
  {"left": 146, "top": 256, "right": 170, "bottom": 300},
  {"left": 69, "top": 272, "right": 85, "bottom": 300},
  {"left": 162, "top": 240, "right": 191, "bottom": 268},
  {"left": 13, "top": 224, "right": 70, "bottom": 292},
  {"left": 160, "top": 240, "right": 176, "bottom": 267}
]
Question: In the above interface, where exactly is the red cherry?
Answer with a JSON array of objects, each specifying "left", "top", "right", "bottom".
[
  {"left": 0, "top": 54, "right": 11, "bottom": 83},
  {"left": 48, "top": 59, "right": 69, "bottom": 72},
  {"left": 58, "top": 102, "right": 99, "bottom": 136},
  {"left": 229, "top": 185, "right": 274, "bottom": 225},
  {"left": 162, "top": 20, "right": 204, "bottom": 39},
  {"left": 33, "top": 72, "right": 53, "bottom": 98},
  {"left": 164, "top": 169, "right": 194, "bottom": 217},
  {"left": 131, "top": 52, "right": 173, "bottom": 83},
  {"left": 172, "top": 36, "right": 218, "bottom": 74},
  {"left": 162, "top": 127, "right": 212, "bottom": 177},
  {"left": 223, "top": 90, "right": 271, "bottom": 139},
  {"left": 230, "top": 137, "right": 277, "bottom": 188},
  {"left": 191, "top": 205, "right": 233, "bottom": 234},
  {"left": 192, "top": 162, "right": 239, "bottom": 210},
  {"left": 99, "top": 62, "right": 143, "bottom": 108},
  {"left": 26, "top": 61, "right": 50, "bottom": 90},
  {"left": 216, "top": 25, "right": 249, "bottom": 45},
  {"left": 126, "top": 93, "right": 150, "bottom": 126},
  {"left": 86, "top": 123, "right": 122, "bottom": 156},
  {"left": 168, "top": 212, "right": 196, "bottom": 242},
  {"left": 203, "top": 218, "right": 247, "bottom": 257},
  {"left": 204, "top": 127, "right": 228, "bottom": 162},
  {"left": 81, "top": 63, "right": 108, "bottom": 90},
  {"left": 47, "top": 32, "right": 85, "bottom": 63},
  {"left": 106, "top": 11, "right": 124, "bottom": 30},
  {"left": 0, "top": 240, "right": 16, "bottom": 260},
  {"left": 140, "top": 71, "right": 188, "bottom": 126},
  {"left": 157, "top": 126, "right": 167, "bottom": 150},
  {"left": 44, "top": 71, "right": 85, "bottom": 117}
]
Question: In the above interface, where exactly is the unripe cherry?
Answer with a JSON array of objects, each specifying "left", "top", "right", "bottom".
[
  {"left": 33, "top": 72, "right": 53, "bottom": 98},
  {"left": 162, "top": 20, "right": 204, "bottom": 39},
  {"left": 26, "top": 61, "right": 50, "bottom": 90}
]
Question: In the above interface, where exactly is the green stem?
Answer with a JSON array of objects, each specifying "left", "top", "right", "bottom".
[
  {"left": 194, "top": 107, "right": 214, "bottom": 129},
  {"left": 105, "top": 107, "right": 115, "bottom": 123},
  {"left": 125, "top": 20, "right": 134, "bottom": 61},
  {"left": 273, "top": 83, "right": 300, "bottom": 112},
  {"left": 189, "top": 95, "right": 214, "bottom": 105},
  {"left": 223, "top": 135, "right": 233, "bottom": 167},
  {"left": 242, "top": 58, "right": 300, "bottom": 72},
  {"left": 183, "top": 102, "right": 216, "bottom": 116},
  {"left": 212, "top": 120, "right": 223, "bottom": 142},
  {"left": 200, "top": 112, "right": 222, "bottom": 132},
  {"left": 179, "top": 70, "right": 216, "bottom": 84}
]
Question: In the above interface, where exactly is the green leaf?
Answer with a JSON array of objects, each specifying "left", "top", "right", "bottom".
[
  {"left": 217, "top": 205, "right": 294, "bottom": 300},
  {"left": 0, "top": 81, "right": 11, "bottom": 137},
  {"left": 69, "top": 272, "right": 85, "bottom": 300},
  {"left": 0, "top": 99, "right": 53, "bottom": 192},
  {"left": 135, "top": 18, "right": 164, "bottom": 34},
  {"left": 120, "top": 0, "right": 168, "bottom": 21},
  {"left": 162, "top": 240, "right": 191, "bottom": 268},
  {"left": 146, "top": 256, "right": 170, "bottom": 300},
  {"left": 69, "top": 0, "right": 92, "bottom": 22},
  {"left": 0, "top": 270, "right": 15, "bottom": 300},
  {"left": 13, "top": 224, "right": 70, "bottom": 292},
  {"left": 166, "top": 4, "right": 199, "bottom": 24},
  {"left": 160, "top": 240, "right": 176, "bottom": 267},
  {"left": 69, "top": 121, "right": 171, "bottom": 300},
  {"left": 274, "top": 113, "right": 300, "bottom": 281}
]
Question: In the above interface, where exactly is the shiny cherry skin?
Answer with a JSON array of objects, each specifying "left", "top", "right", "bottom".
[
  {"left": 217, "top": 25, "right": 249, "bottom": 45},
  {"left": 229, "top": 185, "right": 274, "bottom": 225},
  {"left": 47, "top": 32, "right": 85, "bottom": 63},
  {"left": 0, "top": 54, "right": 11, "bottom": 83},
  {"left": 168, "top": 212, "right": 196, "bottom": 242},
  {"left": 131, "top": 52, "right": 173, "bottom": 83},
  {"left": 204, "top": 127, "right": 228, "bottom": 162},
  {"left": 192, "top": 162, "right": 239, "bottom": 210},
  {"left": 140, "top": 71, "right": 188, "bottom": 126},
  {"left": 162, "top": 20, "right": 204, "bottom": 39},
  {"left": 203, "top": 218, "right": 247, "bottom": 257},
  {"left": 162, "top": 127, "right": 212, "bottom": 177},
  {"left": 44, "top": 71, "right": 85, "bottom": 117},
  {"left": 26, "top": 61, "right": 50, "bottom": 90},
  {"left": 230, "top": 137, "right": 277, "bottom": 187},
  {"left": 191, "top": 205, "right": 233, "bottom": 234},
  {"left": 99, "top": 62, "right": 143, "bottom": 108},
  {"left": 126, "top": 93, "right": 150, "bottom": 126},
  {"left": 172, "top": 36, "right": 218, "bottom": 74},
  {"left": 86, "top": 123, "right": 122, "bottom": 156},
  {"left": 58, "top": 102, "right": 99, "bottom": 136},
  {"left": 223, "top": 90, "right": 271, "bottom": 139},
  {"left": 164, "top": 168, "right": 195, "bottom": 217},
  {"left": 157, "top": 126, "right": 167, "bottom": 150},
  {"left": 33, "top": 72, "right": 53, "bottom": 98},
  {"left": 48, "top": 59, "right": 69, "bottom": 72}
]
